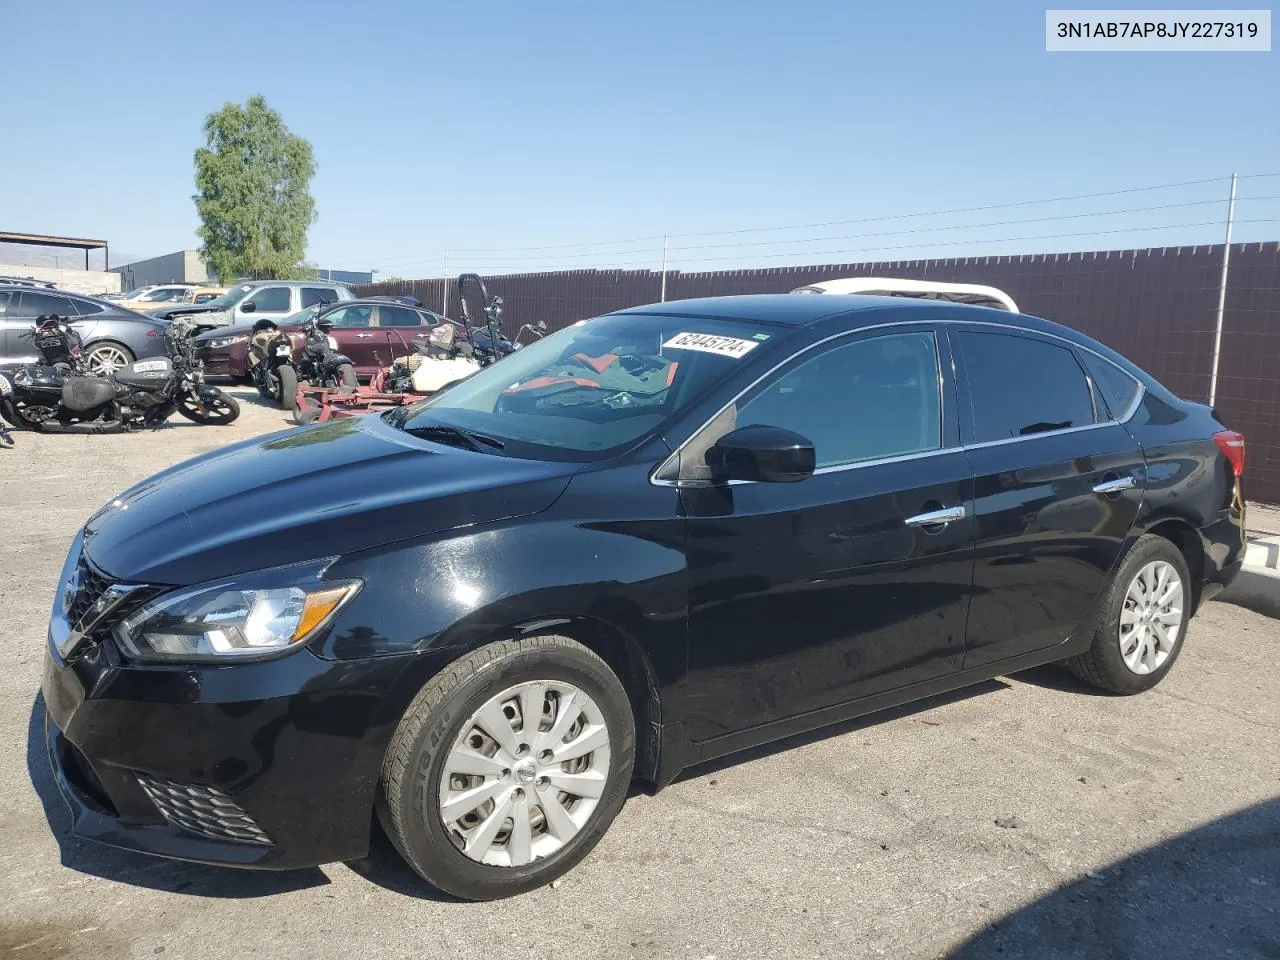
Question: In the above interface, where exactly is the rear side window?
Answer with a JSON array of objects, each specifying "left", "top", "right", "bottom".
[
  {"left": 378, "top": 305, "right": 423, "bottom": 327},
  {"left": 69, "top": 298, "right": 106, "bottom": 316},
  {"left": 1080, "top": 352, "right": 1140, "bottom": 420},
  {"left": 301, "top": 287, "right": 339, "bottom": 308},
  {"left": 958, "top": 331, "right": 1095, "bottom": 442},
  {"left": 733, "top": 331, "right": 941, "bottom": 470},
  {"left": 13, "top": 292, "right": 75, "bottom": 317}
]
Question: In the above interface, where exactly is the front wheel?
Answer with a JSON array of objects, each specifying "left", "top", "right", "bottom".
[
  {"left": 176, "top": 390, "right": 241, "bottom": 425},
  {"left": 1065, "top": 534, "right": 1192, "bottom": 694},
  {"left": 378, "top": 636, "right": 635, "bottom": 901}
]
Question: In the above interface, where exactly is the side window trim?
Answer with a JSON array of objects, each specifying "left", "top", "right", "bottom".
[
  {"left": 654, "top": 322, "right": 956, "bottom": 486},
  {"left": 651, "top": 317, "right": 1147, "bottom": 487}
]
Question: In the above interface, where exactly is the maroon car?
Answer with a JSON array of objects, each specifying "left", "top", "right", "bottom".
[{"left": 192, "top": 299, "right": 464, "bottom": 382}]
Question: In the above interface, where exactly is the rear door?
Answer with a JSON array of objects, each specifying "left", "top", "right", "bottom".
[
  {"left": 370, "top": 304, "right": 436, "bottom": 373},
  {"left": 951, "top": 325, "right": 1146, "bottom": 669}
]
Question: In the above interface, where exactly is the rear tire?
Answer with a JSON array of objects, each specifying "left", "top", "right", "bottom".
[
  {"left": 276, "top": 365, "right": 298, "bottom": 411},
  {"left": 377, "top": 636, "right": 635, "bottom": 901},
  {"left": 1065, "top": 534, "right": 1192, "bottom": 694}
]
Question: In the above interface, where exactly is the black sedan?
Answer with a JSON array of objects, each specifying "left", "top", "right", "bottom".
[
  {"left": 0, "top": 285, "right": 170, "bottom": 374},
  {"left": 42, "top": 295, "right": 1245, "bottom": 900}
]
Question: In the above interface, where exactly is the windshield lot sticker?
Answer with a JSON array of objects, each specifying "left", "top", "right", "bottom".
[{"left": 662, "top": 332, "right": 760, "bottom": 358}]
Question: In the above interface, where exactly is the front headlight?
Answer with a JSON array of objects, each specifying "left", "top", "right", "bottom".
[
  {"left": 114, "top": 563, "right": 361, "bottom": 662},
  {"left": 204, "top": 335, "right": 248, "bottom": 349}
]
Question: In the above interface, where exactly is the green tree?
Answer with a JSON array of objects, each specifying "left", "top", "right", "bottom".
[{"left": 193, "top": 95, "right": 317, "bottom": 281}]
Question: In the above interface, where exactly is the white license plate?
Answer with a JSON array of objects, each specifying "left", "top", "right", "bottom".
[{"left": 275, "top": 345, "right": 291, "bottom": 357}]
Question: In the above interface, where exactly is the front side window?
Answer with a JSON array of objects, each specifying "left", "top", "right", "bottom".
[
  {"left": 245, "top": 286, "right": 292, "bottom": 313},
  {"left": 958, "top": 331, "right": 1095, "bottom": 442},
  {"left": 325, "top": 305, "right": 373, "bottom": 328},
  {"left": 1080, "top": 352, "right": 1140, "bottom": 420},
  {"left": 700, "top": 331, "right": 942, "bottom": 473},
  {"left": 392, "top": 313, "right": 792, "bottom": 461}
]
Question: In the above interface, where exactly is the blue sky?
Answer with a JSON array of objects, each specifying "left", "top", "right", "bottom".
[{"left": 1, "top": 1, "right": 1277, "bottom": 277}]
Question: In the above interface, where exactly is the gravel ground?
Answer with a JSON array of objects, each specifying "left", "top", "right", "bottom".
[{"left": 1, "top": 387, "right": 1277, "bottom": 960}]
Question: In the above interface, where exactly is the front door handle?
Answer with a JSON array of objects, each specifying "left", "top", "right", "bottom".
[
  {"left": 905, "top": 505, "right": 967, "bottom": 527},
  {"left": 1092, "top": 475, "right": 1136, "bottom": 495}
]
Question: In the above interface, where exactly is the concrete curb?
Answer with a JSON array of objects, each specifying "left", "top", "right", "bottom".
[{"left": 1218, "top": 536, "right": 1280, "bottom": 619}]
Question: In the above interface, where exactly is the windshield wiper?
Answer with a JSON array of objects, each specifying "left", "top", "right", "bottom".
[{"left": 405, "top": 423, "right": 506, "bottom": 453}]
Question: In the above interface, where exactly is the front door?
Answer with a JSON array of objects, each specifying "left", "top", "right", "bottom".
[
  {"left": 679, "top": 327, "right": 976, "bottom": 747},
  {"left": 950, "top": 326, "right": 1146, "bottom": 668},
  {"left": 322, "top": 304, "right": 378, "bottom": 377}
]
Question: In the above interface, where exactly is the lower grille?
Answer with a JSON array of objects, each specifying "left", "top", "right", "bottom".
[{"left": 135, "top": 774, "right": 272, "bottom": 845}]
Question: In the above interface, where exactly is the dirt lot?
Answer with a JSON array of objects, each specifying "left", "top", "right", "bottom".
[{"left": 1, "top": 387, "right": 1277, "bottom": 959}]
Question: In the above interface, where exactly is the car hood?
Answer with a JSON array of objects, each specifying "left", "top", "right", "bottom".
[{"left": 82, "top": 415, "right": 578, "bottom": 584}]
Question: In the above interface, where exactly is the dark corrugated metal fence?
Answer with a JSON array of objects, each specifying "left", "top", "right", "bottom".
[{"left": 357, "top": 242, "right": 1280, "bottom": 503}]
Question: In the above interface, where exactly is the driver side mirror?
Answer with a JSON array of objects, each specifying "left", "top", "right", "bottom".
[
  {"left": 240, "top": 301, "right": 256, "bottom": 313},
  {"left": 705, "top": 425, "right": 815, "bottom": 483},
  {"left": 316, "top": 319, "right": 334, "bottom": 333}
]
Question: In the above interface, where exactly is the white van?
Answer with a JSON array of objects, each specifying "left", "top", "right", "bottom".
[{"left": 791, "top": 276, "right": 1018, "bottom": 312}]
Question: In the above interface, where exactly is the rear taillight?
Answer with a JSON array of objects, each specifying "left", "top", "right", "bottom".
[{"left": 1213, "top": 430, "right": 1246, "bottom": 477}]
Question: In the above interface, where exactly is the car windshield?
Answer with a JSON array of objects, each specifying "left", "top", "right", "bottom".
[
  {"left": 195, "top": 284, "right": 255, "bottom": 309},
  {"left": 388, "top": 313, "right": 789, "bottom": 461}
]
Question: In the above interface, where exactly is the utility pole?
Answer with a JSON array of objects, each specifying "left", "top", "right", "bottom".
[
  {"left": 659, "top": 235, "right": 668, "bottom": 302},
  {"left": 1209, "top": 173, "right": 1238, "bottom": 407},
  {"left": 441, "top": 250, "right": 449, "bottom": 314}
]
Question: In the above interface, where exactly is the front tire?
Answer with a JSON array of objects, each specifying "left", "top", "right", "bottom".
[
  {"left": 1065, "top": 534, "right": 1192, "bottom": 694},
  {"left": 378, "top": 636, "right": 635, "bottom": 901},
  {"left": 176, "top": 391, "right": 241, "bottom": 425}
]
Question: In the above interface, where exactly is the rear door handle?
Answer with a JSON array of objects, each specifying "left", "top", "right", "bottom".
[
  {"left": 1092, "top": 475, "right": 1136, "bottom": 495},
  {"left": 905, "top": 505, "right": 967, "bottom": 527}
]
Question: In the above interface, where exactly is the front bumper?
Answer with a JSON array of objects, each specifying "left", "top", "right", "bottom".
[{"left": 42, "top": 633, "right": 413, "bottom": 870}]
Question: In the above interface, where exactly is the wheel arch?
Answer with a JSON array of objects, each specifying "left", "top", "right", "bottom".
[
  {"left": 445, "top": 616, "right": 665, "bottom": 788},
  {"left": 1133, "top": 512, "right": 1205, "bottom": 611}
]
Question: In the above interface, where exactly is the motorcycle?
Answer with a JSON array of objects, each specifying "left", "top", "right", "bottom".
[
  {"left": 246, "top": 308, "right": 357, "bottom": 411},
  {"left": 0, "top": 315, "right": 240, "bottom": 433},
  {"left": 372, "top": 277, "right": 539, "bottom": 397}
]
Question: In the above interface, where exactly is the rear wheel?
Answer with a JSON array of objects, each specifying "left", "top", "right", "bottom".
[
  {"left": 275, "top": 365, "right": 298, "bottom": 411},
  {"left": 1065, "top": 534, "right": 1191, "bottom": 694},
  {"left": 378, "top": 636, "right": 635, "bottom": 900},
  {"left": 84, "top": 341, "right": 134, "bottom": 376}
]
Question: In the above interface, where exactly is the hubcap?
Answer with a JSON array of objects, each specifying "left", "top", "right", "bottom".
[
  {"left": 438, "top": 680, "right": 611, "bottom": 868},
  {"left": 87, "top": 346, "right": 129, "bottom": 375},
  {"left": 1119, "top": 560, "right": 1184, "bottom": 675}
]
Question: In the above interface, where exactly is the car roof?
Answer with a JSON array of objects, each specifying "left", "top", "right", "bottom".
[{"left": 614, "top": 293, "right": 1019, "bottom": 326}]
